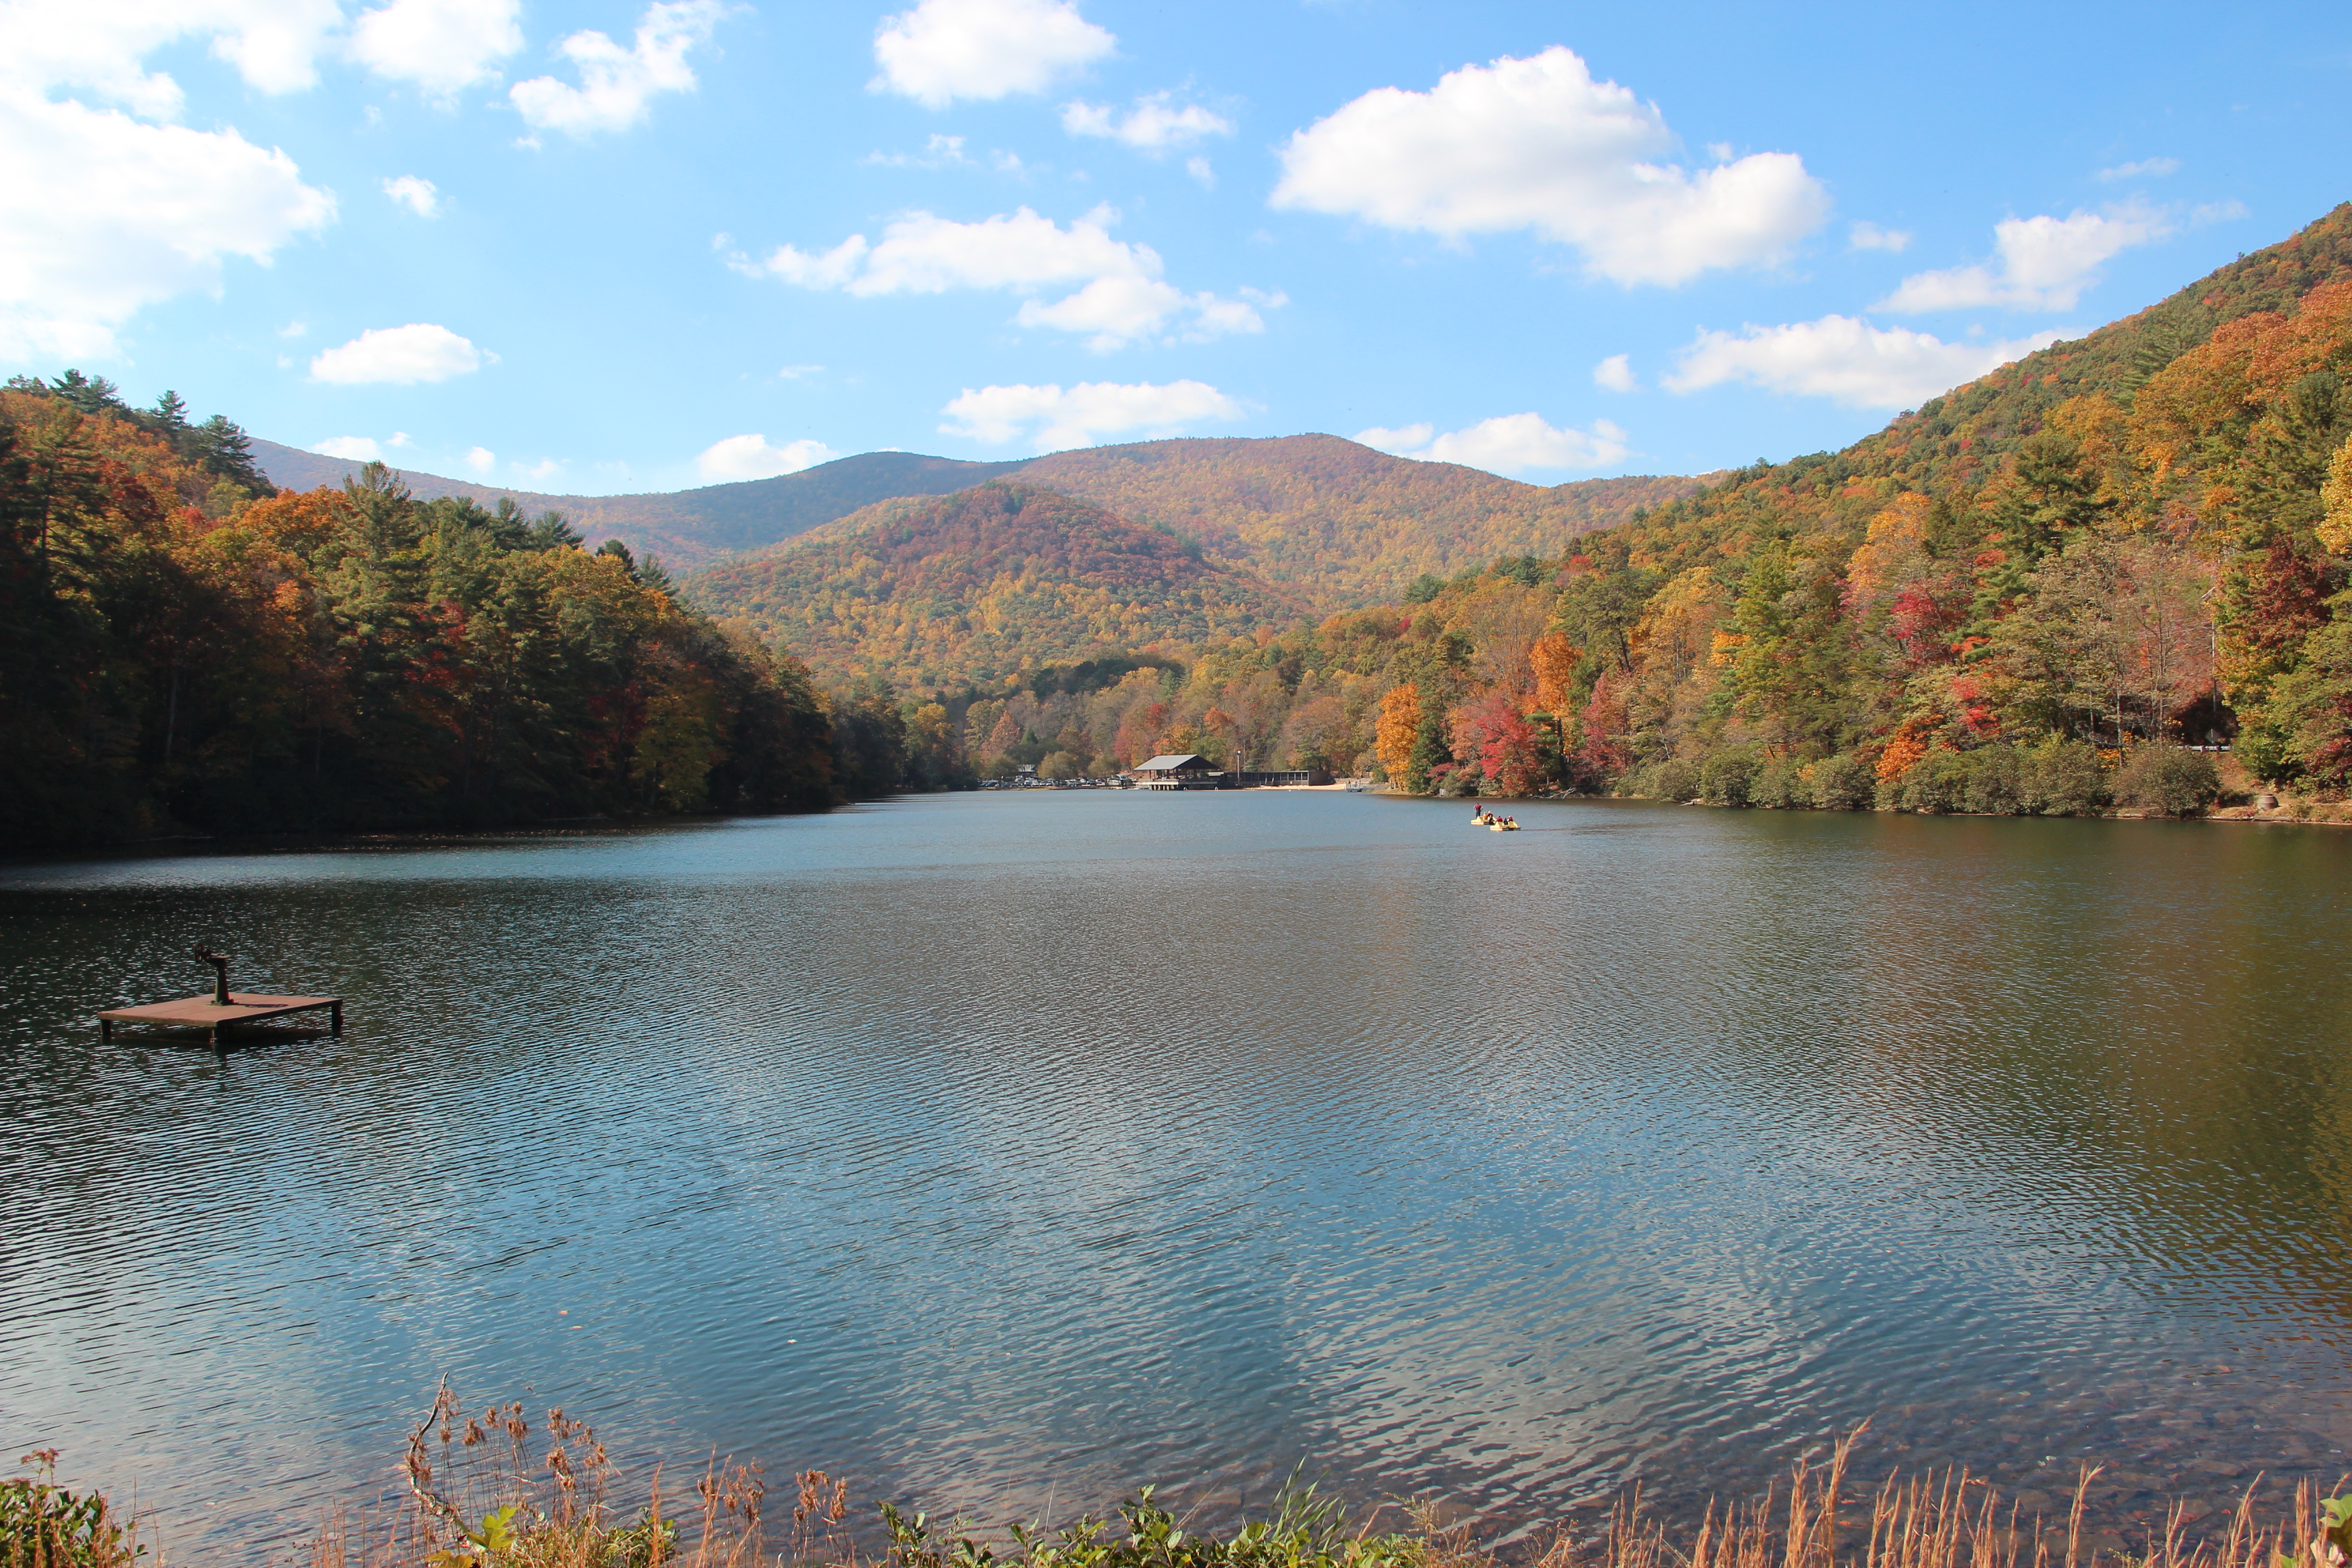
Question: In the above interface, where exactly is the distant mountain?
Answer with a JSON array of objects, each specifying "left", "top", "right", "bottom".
[
  {"left": 252, "top": 433, "right": 1705, "bottom": 591},
  {"left": 684, "top": 481, "right": 1303, "bottom": 689},
  {"left": 248, "top": 440, "right": 1024, "bottom": 567}
]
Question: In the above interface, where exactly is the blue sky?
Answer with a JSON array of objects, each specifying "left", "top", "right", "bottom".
[{"left": 2, "top": 0, "right": 2346, "bottom": 495}]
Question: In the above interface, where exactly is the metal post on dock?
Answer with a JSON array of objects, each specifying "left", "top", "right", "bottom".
[{"left": 194, "top": 947, "right": 231, "bottom": 1007}]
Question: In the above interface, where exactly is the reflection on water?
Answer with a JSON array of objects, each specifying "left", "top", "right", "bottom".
[{"left": 5, "top": 794, "right": 2352, "bottom": 1563}]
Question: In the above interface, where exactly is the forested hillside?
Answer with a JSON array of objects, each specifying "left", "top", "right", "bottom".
[
  {"left": 879, "top": 204, "right": 2352, "bottom": 813},
  {"left": 685, "top": 482, "right": 1304, "bottom": 689},
  {"left": 0, "top": 380, "right": 879, "bottom": 848},
  {"left": 1019, "top": 436, "right": 1707, "bottom": 604}
]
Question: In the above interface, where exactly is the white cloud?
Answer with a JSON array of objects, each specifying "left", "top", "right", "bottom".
[
  {"left": 777, "top": 363, "right": 823, "bottom": 380},
  {"left": 279, "top": 320, "right": 308, "bottom": 337},
  {"left": 515, "top": 457, "right": 561, "bottom": 481},
  {"left": 464, "top": 445, "right": 496, "bottom": 474},
  {"left": 387, "top": 430, "right": 412, "bottom": 446},
  {"left": 698, "top": 433, "right": 838, "bottom": 481},
  {"left": 1062, "top": 91, "right": 1233, "bottom": 152},
  {"left": 1270, "top": 46, "right": 1829, "bottom": 287},
  {"left": 382, "top": 174, "right": 438, "bottom": 216},
  {"left": 1848, "top": 220, "right": 1910, "bottom": 252},
  {"left": 1186, "top": 156, "right": 1213, "bottom": 189},
  {"left": 310, "top": 322, "right": 484, "bottom": 384},
  {"left": 1355, "top": 422, "right": 1433, "bottom": 452},
  {"left": 867, "top": 132, "right": 973, "bottom": 168},
  {"left": 1592, "top": 353, "right": 1635, "bottom": 392},
  {"left": 1664, "top": 315, "right": 2061, "bottom": 409},
  {"left": 939, "top": 379, "right": 1243, "bottom": 451},
  {"left": 511, "top": 0, "right": 722, "bottom": 140},
  {"left": 1877, "top": 201, "right": 2172, "bottom": 312},
  {"left": 0, "top": 93, "right": 336, "bottom": 360},
  {"left": 0, "top": 0, "right": 344, "bottom": 115},
  {"left": 311, "top": 435, "right": 382, "bottom": 460},
  {"left": 730, "top": 206, "right": 1269, "bottom": 350},
  {"left": 2099, "top": 157, "right": 2180, "bottom": 182},
  {"left": 872, "top": 0, "right": 1113, "bottom": 109},
  {"left": 349, "top": 0, "right": 523, "bottom": 96},
  {"left": 1356, "top": 412, "right": 1630, "bottom": 476}
]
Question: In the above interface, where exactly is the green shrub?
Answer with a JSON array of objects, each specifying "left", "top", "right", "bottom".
[
  {"left": 1, "top": 1454, "right": 139, "bottom": 1567},
  {"left": 1751, "top": 758, "right": 1808, "bottom": 808},
  {"left": 2116, "top": 744, "right": 2222, "bottom": 817},
  {"left": 2024, "top": 738, "right": 2110, "bottom": 816},
  {"left": 1624, "top": 757, "right": 1700, "bottom": 801},
  {"left": 1700, "top": 749, "right": 1762, "bottom": 807},
  {"left": 1895, "top": 751, "right": 1972, "bottom": 814},
  {"left": 1810, "top": 754, "right": 1877, "bottom": 811},
  {"left": 1965, "top": 746, "right": 2027, "bottom": 815},
  {"left": 1037, "top": 750, "right": 1082, "bottom": 781}
]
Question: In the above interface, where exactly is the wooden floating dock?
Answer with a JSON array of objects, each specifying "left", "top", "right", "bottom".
[{"left": 98, "top": 993, "right": 343, "bottom": 1048}]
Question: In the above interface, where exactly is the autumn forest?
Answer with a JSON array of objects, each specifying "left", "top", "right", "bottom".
[{"left": 6, "top": 206, "right": 2352, "bottom": 846}]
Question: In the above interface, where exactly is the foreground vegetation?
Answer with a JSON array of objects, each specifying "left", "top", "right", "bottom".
[{"left": 12, "top": 1397, "right": 2352, "bottom": 1568}]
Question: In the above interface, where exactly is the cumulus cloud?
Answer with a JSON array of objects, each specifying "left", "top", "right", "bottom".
[
  {"left": 872, "top": 0, "right": 1113, "bottom": 110},
  {"left": 310, "top": 322, "right": 485, "bottom": 384},
  {"left": 1062, "top": 91, "right": 1234, "bottom": 152},
  {"left": 1356, "top": 413, "right": 1630, "bottom": 476},
  {"left": 511, "top": 0, "right": 723, "bottom": 140},
  {"left": 1270, "top": 46, "right": 1829, "bottom": 287},
  {"left": 0, "top": 94, "right": 336, "bottom": 360},
  {"left": 729, "top": 206, "right": 1271, "bottom": 350},
  {"left": 1592, "top": 353, "right": 1635, "bottom": 392},
  {"left": 939, "top": 379, "right": 1243, "bottom": 451},
  {"left": 1664, "top": 315, "right": 2061, "bottom": 409},
  {"left": 2099, "top": 157, "right": 2180, "bottom": 182},
  {"left": 0, "top": 0, "right": 344, "bottom": 115},
  {"left": 311, "top": 435, "right": 383, "bottom": 460},
  {"left": 1876, "top": 201, "right": 2172, "bottom": 312},
  {"left": 464, "top": 445, "right": 496, "bottom": 474},
  {"left": 698, "top": 433, "right": 839, "bottom": 481},
  {"left": 349, "top": 0, "right": 523, "bottom": 96},
  {"left": 1848, "top": 220, "right": 1910, "bottom": 252},
  {"left": 382, "top": 174, "right": 438, "bottom": 216}
]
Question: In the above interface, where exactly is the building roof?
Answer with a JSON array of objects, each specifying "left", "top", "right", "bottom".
[{"left": 1134, "top": 753, "right": 1209, "bottom": 772}]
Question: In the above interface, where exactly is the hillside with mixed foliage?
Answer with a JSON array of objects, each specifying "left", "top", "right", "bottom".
[
  {"left": 1019, "top": 436, "right": 1708, "bottom": 604},
  {"left": 0, "top": 382, "right": 894, "bottom": 847},
  {"left": 685, "top": 481, "right": 1304, "bottom": 689},
  {"left": 860, "top": 204, "right": 2352, "bottom": 811}
]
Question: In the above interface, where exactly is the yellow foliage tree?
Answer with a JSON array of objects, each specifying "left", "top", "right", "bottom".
[
  {"left": 1530, "top": 632, "right": 1580, "bottom": 715},
  {"left": 1375, "top": 683, "right": 1420, "bottom": 780},
  {"left": 2321, "top": 438, "right": 2352, "bottom": 556}
]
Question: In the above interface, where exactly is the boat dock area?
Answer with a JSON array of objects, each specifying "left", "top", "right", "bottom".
[{"left": 98, "top": 993, "right": 343, "bottom": 1048}]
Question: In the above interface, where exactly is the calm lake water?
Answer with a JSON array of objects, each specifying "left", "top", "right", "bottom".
[{"left": 6, "top": 792, "right": 2352, "bottom": 1564}]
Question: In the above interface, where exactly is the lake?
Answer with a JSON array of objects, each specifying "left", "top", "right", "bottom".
[{"left": 5, "top": 791, "right": 2352, "bottom": 1564}]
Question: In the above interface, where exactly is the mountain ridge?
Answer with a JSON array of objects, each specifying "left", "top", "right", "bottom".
[{"left": 252, "top": 434, "right": 1708, "bottom": 599}]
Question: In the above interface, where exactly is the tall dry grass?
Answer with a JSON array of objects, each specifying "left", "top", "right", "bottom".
[{"left": 40, "top": 1388, "right": 2349, "bottom": 1568}]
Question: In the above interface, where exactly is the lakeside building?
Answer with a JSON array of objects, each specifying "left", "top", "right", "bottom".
[
  {"left": 1132, "top": 753, "right": 1220, "bottom": 789},
  {"left": 1130, "top": 755, "right": 1334, "bottom": 790}
]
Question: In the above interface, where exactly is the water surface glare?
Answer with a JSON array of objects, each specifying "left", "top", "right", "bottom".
[{"left": 7, "top": 791, "right": 2352, "bottom": 1562}]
